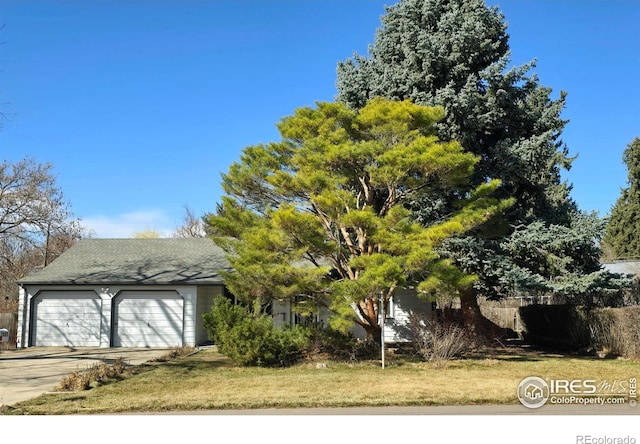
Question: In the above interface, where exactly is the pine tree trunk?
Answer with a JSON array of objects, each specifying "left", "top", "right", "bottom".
[
  {"left": 459, "top": 287, "right": 506, "bottom": 345},
  {"left": 364, "top": 323, "right": 382, "bottom": 344},
  {"left": 358, "top": 298, "right": 382, "bottom": 344}
]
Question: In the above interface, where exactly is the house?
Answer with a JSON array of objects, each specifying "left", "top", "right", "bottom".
[
  {"left": 17, "top": 238, "right": 232, "bottom": 348},
  {"left": 17, "top": 237, "right": 431, "bottom": 348}
]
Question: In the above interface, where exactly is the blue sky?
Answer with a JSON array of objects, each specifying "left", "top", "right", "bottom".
[{"left": 1, "top": 0, "right": 638, "bottom": 238}]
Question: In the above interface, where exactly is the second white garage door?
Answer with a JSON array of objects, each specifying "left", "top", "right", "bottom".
[{"left": 113, "top": 291, "right": 184, "bottom": 347}]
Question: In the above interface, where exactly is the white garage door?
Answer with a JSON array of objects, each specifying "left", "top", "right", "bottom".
[
  {"left": 32, "top": 291, "right": 102, "bottom": 346},
  {"left": 113, "top": 291, "right": 184, "bottom": 347}
]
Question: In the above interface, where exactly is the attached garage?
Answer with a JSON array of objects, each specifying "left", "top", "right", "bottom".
[
  {"left": 31, "top": 291, "right": 103, "bottom": 347},
  {"left": 17, "top": 238, "right": 231, "bottom": 349},
  {"left": 113, "top": 291, "right": 184, "bottom": 348}
]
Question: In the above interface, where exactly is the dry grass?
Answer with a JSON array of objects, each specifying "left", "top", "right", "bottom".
[
  {"left": 5, "top": 346, "right": 640, "bottom": 415},
  {"left": 53, "top": 347, "right": 196, "bottom": 392},
  {"left": 55, "top": 357, "right": 129, "bottom": 392}
]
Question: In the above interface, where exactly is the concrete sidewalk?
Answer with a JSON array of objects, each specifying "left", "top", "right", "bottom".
[
  {"left": 169, "top": 403, "right": 639, "bottom": 415},
  {"left": 0, "top": 347, "right": 170, "bottom": 406}
]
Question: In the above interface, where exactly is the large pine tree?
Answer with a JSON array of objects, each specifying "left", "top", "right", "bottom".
[
  {"left": 604, "top": 137, "right": 640, "bottom": 260},
  {"left": 336, "top": 0, "right": 621, "bottom": 332},
  {"left": 208, "top": 99, "right": 510, "bottom": 342}
]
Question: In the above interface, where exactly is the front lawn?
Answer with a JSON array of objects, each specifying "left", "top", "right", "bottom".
[{"left": 4, "top": 346, "right": 640, "bottom": 415}]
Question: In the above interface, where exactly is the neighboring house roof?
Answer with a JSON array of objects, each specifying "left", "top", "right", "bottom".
[
  {"left": 18, "top": 238, "right": 231, "bottom": 285},
  {"left": 601, "top": 261, "right": 640, "bottom": 276}
]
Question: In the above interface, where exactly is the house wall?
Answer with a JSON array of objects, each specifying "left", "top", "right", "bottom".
[
  {"left": 195, "top": 285, "right": 225, "bottom": 345},
  {"left": 271, "top": 299, "right": 332, "bottom": 329},
  {"left": 347, "top": 288, "right": 433, "bottom": 342},
  {"left": 272, "top": 299, "right": 292, "bottom": 329},
  {"left": 271, "top": 288, "right": 433, "bottom": 343},
  {"left": 17, "top": 284, "right": 204, "bottom": 348},
  {"left": 382, "top": 287, "right": 433, "bottom": 343},
  {"left": 17, "top": 286, "right": 28, "bottom": 349}
]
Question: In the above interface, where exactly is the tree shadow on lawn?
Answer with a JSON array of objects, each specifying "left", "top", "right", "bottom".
[
  {"left": 461, "top": 345, "right": 543, "bottom": 362},
  {"left": 461, "top": 341, "right": 626, "bottom": 363},
  {"left": 460, "top": 339, "right": 603, "bottom": 362},
  {"left": 138, "top": 344, "right": 615, "bottom": 373}
]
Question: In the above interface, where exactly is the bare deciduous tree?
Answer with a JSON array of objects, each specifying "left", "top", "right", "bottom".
[
  {"left": 172, "top": 205, "right": 206, "bottom": 238},
  {"left": 0, "top": 157, "right": 85, "bottom": 302},
  {"left": 0, "top": 157, "right": 76, "bottom": 242}
]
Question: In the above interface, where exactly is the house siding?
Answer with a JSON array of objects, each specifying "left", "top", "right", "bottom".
[
  {"left": 99, "top": 287, "right": 112, "bottom": 346},
  {"left": 383, "top": 288, "right": 432, "bottom": 343},
  {"left": 195, "top": 285, "right": 225, "bottom": 345},
  {"left": 272, "top": 299, "right": 292, "bottom": 329}
]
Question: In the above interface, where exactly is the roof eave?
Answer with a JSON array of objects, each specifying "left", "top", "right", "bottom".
[{"left": 18, "top": 278, "right": 227, "bottom": 286}]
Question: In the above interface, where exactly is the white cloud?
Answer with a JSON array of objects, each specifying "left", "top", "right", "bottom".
[{"left": 81, "top": 210, "right": 175, "bottom": 238}]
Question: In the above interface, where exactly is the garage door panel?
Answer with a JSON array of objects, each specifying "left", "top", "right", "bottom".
[
  {"left": 33, "top": 292, "right": 102, "bottom": 347},
  {"left": 114, "top": 292, "right": 183, "bottom": 348},
  {"left": 118, "top": 306, "right": 183, "bottom": 317}
]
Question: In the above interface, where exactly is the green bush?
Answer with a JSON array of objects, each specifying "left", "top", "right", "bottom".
[
  {"left": 304, "top": 323, "right": 360, "bottom": 361},
  {"left": 203, "top": 297, "right": 309, "bottom": 367}
]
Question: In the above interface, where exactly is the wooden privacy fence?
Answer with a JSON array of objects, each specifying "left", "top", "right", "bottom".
[
  {"left": 479, "top": 305, "right": 523, "bottom": 332},
  {"left": 0, "top": 313, "right": 18, "bottom": 350}
]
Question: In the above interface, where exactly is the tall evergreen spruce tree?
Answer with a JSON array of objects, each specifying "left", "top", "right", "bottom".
[
  {"left": 336, "top": 0, "right": 622, "bottom": 334},
  {"left": 604, "top": 137, "right": 640, "bottom": 260}
]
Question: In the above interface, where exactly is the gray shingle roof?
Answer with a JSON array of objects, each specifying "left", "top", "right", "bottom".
[
  {"left": 602, "top": 261, "right": 640, "bottom": 276},
  {"left": 18, "top": 238, "right": 231, "bottom": 285}
]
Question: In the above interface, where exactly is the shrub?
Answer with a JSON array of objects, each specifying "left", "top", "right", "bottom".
[
  {"left": 203, "top": 297, "right": 309, "bottom": 367},
  {"left": 519, "top": 304, "right": 640, "bottom": 358},
  {"left": 303, "top": 323, "right": 362, "bottom": 361},
  {"left": 409, "top": 314, "right": 468, "bottom": 368},
  {"left": 55, "top": 358, "right": 130, "bottom": 392},
  {"left": 586, "top": 307, "right": 640, "bottom": 358},
  {"left": 56, "top": 370, "right": 93, "bottom": 391}
]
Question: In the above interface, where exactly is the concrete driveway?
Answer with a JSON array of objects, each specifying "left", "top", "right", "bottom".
[{"left": 0, "top": 347, "right": 171, "bottom": 406}]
